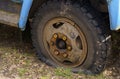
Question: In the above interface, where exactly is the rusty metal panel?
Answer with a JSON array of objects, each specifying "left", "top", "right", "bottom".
[
  {"left": 0, "top": 10, "right": 19, "bottom": 27},
  {"left": 0, "top": 0, "right": 21, "bottom": 14},
  {"left": 0, "top": 0, "right": 21, "bottom": 27}
]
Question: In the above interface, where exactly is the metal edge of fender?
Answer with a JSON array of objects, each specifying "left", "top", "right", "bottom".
[
  {"left": 18, "top": 0, "right": 33, "bottom": 31},
  {"left": 107, "top": 0, "right": 120, "bottom": 30}
]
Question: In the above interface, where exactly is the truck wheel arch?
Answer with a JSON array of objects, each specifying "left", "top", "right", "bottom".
[{"left": 29, "top": 0, "right": 47, "bottom": 18}]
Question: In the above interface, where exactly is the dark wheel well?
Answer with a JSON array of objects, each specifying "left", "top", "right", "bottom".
[
  {"left": 29, "top": 0, "right": 47, "bottom": 18},
  {"left": 89, "top": 0, "right": 108, "bottom": 12},
  {"left": 29, "top": 0, "right": 108, "bottom": 17}
]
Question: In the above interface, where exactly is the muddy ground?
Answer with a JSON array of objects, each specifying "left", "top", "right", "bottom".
[{"left": 0, "top": 24, "right": 119, "bottom": 79}]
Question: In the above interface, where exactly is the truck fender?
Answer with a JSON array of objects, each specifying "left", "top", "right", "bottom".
[
  {"left": 107, "top": 0, "right": 120, "bottom": 30},
  {"left": 18, "top": 0, "right": 33, "bottom": 30}
]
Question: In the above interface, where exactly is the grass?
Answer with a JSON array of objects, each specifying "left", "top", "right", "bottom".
[
  {"left": 87, "top": 74, "right": 106, "bottom": 79},
  {"left": 0, "top": 25, "right": 119, "bottom": 79},
  {"left": 55, "top": 67, "right": 73, "bottom": 78},
  {"left": 17, "top": 68, "right": 27, "bottom": 76}
]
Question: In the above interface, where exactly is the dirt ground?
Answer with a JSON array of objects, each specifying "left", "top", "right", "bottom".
[{"left": 0, "top": 24, "right": 119, "bottom": 79}]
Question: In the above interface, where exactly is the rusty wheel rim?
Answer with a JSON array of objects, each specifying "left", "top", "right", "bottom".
[{"left": 43, "top": 18, "right": 88, "bottom": 67}]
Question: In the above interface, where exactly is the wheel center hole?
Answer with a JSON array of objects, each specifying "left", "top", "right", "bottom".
[{"left": 56, "top": 39, "right": 66, "bottom": 49}]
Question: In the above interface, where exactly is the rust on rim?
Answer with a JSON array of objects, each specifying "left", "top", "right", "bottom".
[{"left": 43, "top": 17, "right": 88, "bottom": 67}]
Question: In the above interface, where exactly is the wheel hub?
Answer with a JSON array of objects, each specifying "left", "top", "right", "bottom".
[
  {"left": 56, "top": 38, "right": 67, "bottom": 49},
  {"left": 51, "top": 33, "right": 72, "bottom": 53},
  {"left": 43, "top": 18, "right": 88, "bottom": 67}
]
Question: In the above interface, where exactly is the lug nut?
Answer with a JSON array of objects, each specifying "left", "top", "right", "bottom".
[
  {"left": 63, "top": 54, "right": 68, "bottom": 58},
  {"left": 51, "top": 41, "right": 54, "bottom": 46},
  {"left": 54, "top": 50, "right": 59, "bottom": 55},
  {"left": 53, "top": 34, "right": 58, "bottom": 39},
  {"left": 67, "top": 46, "right": 72, "bottom": 51},
  {"left": 62, "top": 36, "right": 67, "bottom": 41}
]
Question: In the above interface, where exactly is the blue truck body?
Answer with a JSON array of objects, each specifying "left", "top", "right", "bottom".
[
  {"left": 11, "top": 0, "right": 120, "bottom": 31},
  {"left": 18, "top": 0, "right": 33, "bottom": 30},
  {"left": 107, "top": 0, "right": 120, "bottom": 30},
  {"left": 11, "top": 0, "right": 33, "bottom": 30}
]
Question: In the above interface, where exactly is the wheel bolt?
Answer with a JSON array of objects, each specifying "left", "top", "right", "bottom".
[
  {"left": 63, "top": 53, "right": 68, "bottom": 58},
  {"left": 54, "top": 50, "right": 59, "bottom": 55},
  {"left": 53, "top": 34, "right": 58, "bottom": 39},
  {"left": 62, "top": 36, "right": 67, "bottom": 41},
  {"left": 67, "top": 46, "right": 72, "bottom": 51},
  {"left": 51, "top": 41, "right": 54, "bottom": 46}
]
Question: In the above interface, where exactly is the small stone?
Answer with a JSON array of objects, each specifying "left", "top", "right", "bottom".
[
  {"left": 33, "top": 63, "right": 38, "bottom": 67},
  {"left": 9, "top": 65, "right": 17, "bottom": 71},
  {"left": 103, "top": 70, "right": 113, "bottom": 76},
  {"left": 117, "top": 76, "right": 120, "bottom": 79}
]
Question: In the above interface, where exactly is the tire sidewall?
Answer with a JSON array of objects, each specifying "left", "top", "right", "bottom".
[{"left": 33, "top": 1, "right": 100, "bottom": 72}]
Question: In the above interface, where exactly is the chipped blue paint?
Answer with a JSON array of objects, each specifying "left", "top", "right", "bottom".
[
  {"left": 19, "top": 0, "right": 33, "bottom": 30},
  {"left": 107, "top": 0, "right": 120, "bottom": 30}
]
